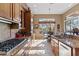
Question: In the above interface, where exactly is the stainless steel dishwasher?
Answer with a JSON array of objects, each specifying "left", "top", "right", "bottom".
[{"left": 59, "top": 42, "right": 71, "bottom": 56}]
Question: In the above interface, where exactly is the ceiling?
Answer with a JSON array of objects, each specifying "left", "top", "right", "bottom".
[{"left": 26, "top": 3, "right": 77, "bottom": 14}]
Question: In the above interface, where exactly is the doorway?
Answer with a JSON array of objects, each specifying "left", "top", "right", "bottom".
[{"left": 33, "top": 18, "right": 55, "bottom": 40}]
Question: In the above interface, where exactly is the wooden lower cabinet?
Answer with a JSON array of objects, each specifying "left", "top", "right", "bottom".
[
  {"left": 55, "top": 44, "right": 59, "bottom": 56},
  {"left": 51, "top": 37, "right": 79, "bottom": 56},
  {"left": 51, "top": 39, "right": 59, "bottom": 56},
  {"left": 73, "top": 48, "right": 79, "bottom": 56},
  {"left": 51, "top": 38, "right": 71, "bottom": 56}
]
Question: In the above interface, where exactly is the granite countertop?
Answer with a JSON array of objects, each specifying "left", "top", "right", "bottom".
[{"left": 51, "top": 35, "right": 79, "bottom": 48}]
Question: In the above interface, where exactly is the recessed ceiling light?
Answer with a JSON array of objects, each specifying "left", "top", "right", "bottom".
[
  {"left": 33, "top": 4, "right": 37, "bottom": 7},
  {"left": 49, "top": 3, "right": 54, "bottom": 4},
  {"left": 68, "top": 4, "right": 73, "bottom": 7}
]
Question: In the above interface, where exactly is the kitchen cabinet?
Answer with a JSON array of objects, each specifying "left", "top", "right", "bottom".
[
  {"left": 11, "top": 3, "right": 24, "bottom": 29},
  {"left": 0, "top": 3, "right": 21, "bottom": 22},
  {"left": 59, "top": 42, "right": 71, "bottom": 56},
  {"left": 51, "top": 39, "right": 71, "bottom": 56},
  {"left": 0, "top": 3, "right": 11, "bottom": 20},
  {"left": 12, "top": 3, "right": 20, "bottom": 21},
  {"left": 11, "top": 4, "right": 32, "bottom": 30},
  {"left": 20, "top": 6, "right": 25, "bottom": 29},
  {"left": 0, "top": 3, "right": 31, "bottom": 30},
  {"left": 10, "top": 3, "right": 22, "bottom": 29},
  {"left": 21, "top": 10, "right": 25, "bottom": 29},
  {"left": 24, "top": 9, "right": 31, "bottom": 36},
  {"left": 51, "top": 38, "right": 59, "bottom": 56},
  {"left": 51, "top": 36, "right": 79, "bottom": 56}
]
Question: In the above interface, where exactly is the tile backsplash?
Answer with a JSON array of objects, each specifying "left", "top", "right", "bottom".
[
  {"left": 0, "top": 22, "right": 18, "bottom": 42},
  {"left": 0, "top": 22, "right": 10, "bottom": 42},
  {"left": 10, "top": 29, "right": 18, "bottom": 39}
]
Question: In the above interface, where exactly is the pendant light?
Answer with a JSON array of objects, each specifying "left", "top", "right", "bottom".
[{"left": 48, "top": 4, "right": 51, "bottom": 32}]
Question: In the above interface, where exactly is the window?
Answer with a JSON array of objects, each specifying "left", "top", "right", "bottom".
[
  {"left": 39, "top": 18, "right": 55, "bottom": 34},
  {"left": 65, "top": 16, "right": 79, "bottom": 34}
]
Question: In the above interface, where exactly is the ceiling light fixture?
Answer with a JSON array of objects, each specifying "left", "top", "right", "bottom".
[
  {"left": 49, "top": 3, "right": 54, "bottom": 4},
  {"left": 33, "top": 4, "right": 37, "bottom": 7},
  {"left": 49, "top": 4, "right": 51, "bottom": 32}
]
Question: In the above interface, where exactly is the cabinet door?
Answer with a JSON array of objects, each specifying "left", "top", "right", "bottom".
[
  {"left": 12, "top": 3, "right": 20, "bottom": 21},
  {"left": 24, "top": 10, "right": 31, "bottom": 35},
  {"left": 14, "top": 4, "right": 20, "bottom": 21},
  {"left": 51, "top": 39, "right": 55, "bottom": 52},
  {"left": 54, "top": 43, "right": 59, "bottom": 56},
  {"left": 0, "top": 3, "right": 11, "bottom": 19},
  {"left": 51, "top": 39, "right": 59, "bottom": 56},
  {"left": 21, "top": 10, "right": 25, "bottom": 29}
]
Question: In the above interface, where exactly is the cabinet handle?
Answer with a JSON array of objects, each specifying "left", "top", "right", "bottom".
[{"left": 60, "top": 44, "right": 69, "bottom": 50}]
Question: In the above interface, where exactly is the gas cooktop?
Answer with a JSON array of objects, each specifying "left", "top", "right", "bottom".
[{"left": 0, "top": 39, "right": 24, "bottom": 52}]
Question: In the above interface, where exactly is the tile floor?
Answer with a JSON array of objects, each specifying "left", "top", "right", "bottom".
[{"left": 16, "top": 39, "right": 54, "bottom": 56}]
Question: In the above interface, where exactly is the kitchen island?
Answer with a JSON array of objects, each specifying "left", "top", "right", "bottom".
[{"left": 51, "top": 35, "right": 79, "bottom": 56}]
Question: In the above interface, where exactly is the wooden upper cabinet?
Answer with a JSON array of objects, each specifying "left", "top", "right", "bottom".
[
  {"left": 12, "top": 3, "right": 20, "bottom": 21},
  {"left": 20, "top": 6, "right": 25, "bottom": 29},
  {"left": 0, "top": 3, "right": 11, "bottom": 20},
  {"left": 24, "top": 10, "right": 31, "bottom": 35},
  {"left": 0, "top": 3, "right": 21, "bottom": 21},
  {"left": 21, "top": 10, "right": 25, "bottom": 29}
]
